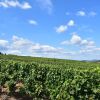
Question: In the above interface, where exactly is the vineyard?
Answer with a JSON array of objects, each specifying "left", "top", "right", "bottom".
[{"left": 0, "top": 55, "right": 100, "bottom": 100}]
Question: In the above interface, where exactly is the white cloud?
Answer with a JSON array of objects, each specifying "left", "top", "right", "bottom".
[
  {"left": 70, "top": 34, "right": 82, "bottom": 45},
  {"left": 29, "top": 44, "right": 74, "bottom": 59},
  {"left": 1, "top": 35, "right": 70, "bottom": 59},
  {"left": 61, "top": 34, "right": 81, "bottom": 45},
  {"left": 30, "top": 43, "right": 60, "bottom": 54},
  {"left": 0, "top": 39, "right": 9, "bottom": 52},
  {"left": 7, "top": 50, "right": 21, "bottom": 55},
  {"left": 39, "top": 45, "right": 57, "bottom": 53},
  {"left": 55, "top": 20, "right": 75, "bottom": 33},
  {"left": 76, "top": 11, "right": 86, "bottom": 16},
  {"left": 79, "top": 46, "right": 100, "bottom": 54},
  {"left": 29, "top": 20, "right": 38, "bottom": 25},
  {"left": 0, "top": 40, "right": 8, "bottom": 47},
  {"left": 56, "top": 25, "right": 68, "bottom": 33},
  {"left": 19, "top": 2, "right": 32, "bottom": 9},
  {"left": 12, "top": 35, "right": 33, "bottom": 49},
  {"left": 89, "top": 11, "right": 97, "bottom": 17},
  {"left": 61, "top": 34, "right": 95, "bottom": 47},
  {"left": 76, "top": 10, "right": 97, "bottom": 17},
  {"left": 0, "top": 1, "right": 8, "bottom": 7},
  {"left": 36, "top": 0, "right": 53, "bottom": 14},
  {"left": 0, "top": 0, "right": 31, "bottom": 9},
  {"left": 0, "top": 35, "right": 100, "bottom": 60},
  {"left": 60, "top": 34, "right": 100, "bottom": 59},
  {"left": 67, "top": 20, "right": 75, "bottom": 27},
  {"left": 81, "top": 40, "right": 94, "bottom": 47}
]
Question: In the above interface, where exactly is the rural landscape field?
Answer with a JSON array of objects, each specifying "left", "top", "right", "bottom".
[
  {"left": 0, "top": 54, "right": 100, "bottom": 99},
  {"left": 0, "top": 0, "right": 100, "bottom": 100}
]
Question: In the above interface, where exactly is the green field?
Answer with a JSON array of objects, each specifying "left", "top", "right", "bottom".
[{"left": 0, "top": 54, "right": 100, "bottom": 100}]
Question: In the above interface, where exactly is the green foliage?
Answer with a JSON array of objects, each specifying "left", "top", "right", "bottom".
[{"left": 0, "top": 55, "right": 100, "bottom": 100}]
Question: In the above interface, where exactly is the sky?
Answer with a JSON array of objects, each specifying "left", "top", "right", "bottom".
[{"left": 0, "top": 0, "right": 100, "bottom": 60}]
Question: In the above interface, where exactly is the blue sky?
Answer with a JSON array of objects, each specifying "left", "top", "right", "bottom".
[{"left": 0, "top": 0, "right": 100, "bottom": 60}]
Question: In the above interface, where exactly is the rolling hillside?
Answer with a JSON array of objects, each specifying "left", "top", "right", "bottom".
[{"left": 0, "top": 54, "right": 100, "bottom": 100}]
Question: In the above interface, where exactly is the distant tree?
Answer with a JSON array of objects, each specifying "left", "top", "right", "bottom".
[{"left": 0, "top": 52, "right": 3, "bottom": 55}]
